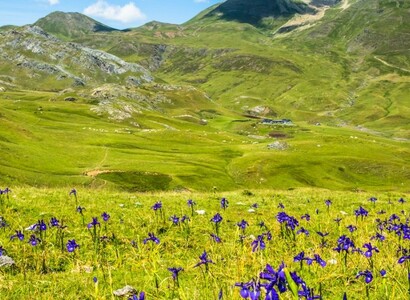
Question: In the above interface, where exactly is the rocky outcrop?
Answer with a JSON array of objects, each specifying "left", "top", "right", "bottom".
[{"left": 0, "top": 26, "right": 153, "bottom": 88}]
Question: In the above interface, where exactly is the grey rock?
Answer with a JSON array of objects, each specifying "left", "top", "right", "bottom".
[
  {"left": 113, "top": 285, "right": 137, "bottom": 297},
  {"left": 0, "top": 255, "right": 15, "bottom": 267},
  {"left": 267, "top": 141, "right": 288, "bottom": 150}
]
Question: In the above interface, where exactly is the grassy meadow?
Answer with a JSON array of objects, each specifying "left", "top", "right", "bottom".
[{"left": 0, "top": 187, "right": 408, "bottom": 299}]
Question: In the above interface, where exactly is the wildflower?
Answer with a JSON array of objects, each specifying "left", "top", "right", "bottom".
[
  {"left": 196, "top": 210, "right": 206, "bottom": 215},
  {"left": 221, "top": 198, "right": 229, "bottom": 210},
  {"left": 237, "top": 219, "right": 249, "bottom": 232},
  {"left": 87, "top": 217, "right": 100, "bottom": 229},
  {"left": 251, "top": 203, "right": 259, "bottom": 209},
  {"left": 235, "top": 279, "right": 261, "bottom": 300},
  {"left": 371, "top": 232, "right": 385, "bottom": 242},
  {"left": 187, "top": 199, "right": 196, "bottom": 207},
  {"left": 143, "top": 233, "right": 160, "bottom": 244},
  {"left": 301, "top": 214, "right": 311, "bottom": 221},
  {"left": 181, "top": 215, "right": 190, "bottom": 223},
  {"left": 313, "top": 254, "right": 327, "bottom": 267},
  {"left": 66, "top": 239, "right": 80, "bottom": 252},
  {"left": 325, "top": 199, "right": 332, "bottom": 207},
  {"left": 354, "top": 206, "right": 369, "bottom": 218},
  {"left": 362, "top": 243, "right": 379, "bottom": 258},
  {"left": 356, "top": 270, "right": 373, "bottom": 283},
  {"left": 346, "top": 225, "right": 357, "bottom": 232},
  {"left": 76, "top": 206, "right": 85, "bottom": 214},
  {"left": 297, "top": 227, "right": 309, "bottom": 236},
  {"left": 10, "top": 230, "right": 24, "bottom": 241},
  {"left": 101, "top": 212, "right": 110, "bottom": 222},
  {"left": 398, "top": 198, "right": 406, "bottom": 204},
  {"left": 28, "top": 234, "right": 41, "bottom": 246},
  {"left": 334, "top": 235, "right": 355, "bottom": 253},
  {"left": 260, "top": 263, "right": 287, "bottom": 293},
  {"left": 251, "top": 235, "right": 265, "bottom": 252},
  {"left": 168, "top": 267, "right": 183, "bottom": 281},
  {"left": 294, "top": 251, "right": 305, "bottom": 263},
  {"left": 170, "top": 215, "right": 180, "bottom": 225},
  {"left": 380, "top": 269, "right": 387, "bottom": 277},
  {"left": 398, "top": 255, "right": 410, "bottom": 264},
  {"left": 50, "top": 217, "right": 60, "bottom": 227},
  {"left": 151, "top": 201, "right": 162, "bottom": 211},
  {"left": 128, "top": 292, "right": 145, "bottom": 300},
  {"left": 211, "top": 213, "right": 223, "bottom": 224},
  {"left": 69, "top": 188, "right": 77, "bottom": 197},
  {"left": 334, "top": 218, "right": 342, "bottom": 225},
  {"left": 277, "top": 212, "right": 299, "bottom": 230},
  {"left": 210, "top": 233, "right": 222, "bottom": 243},
  {"left": 277, "top": 203, "right": 285, "bottom": 209},
  {"left": 33, "top": 220, "right": 47, "bottom": 231},
  {"left": 369, "top": 197, "right": 377, "bottom": 203},
  {"left": 194, "top": 250, "right": 214, "bottom": 268}
]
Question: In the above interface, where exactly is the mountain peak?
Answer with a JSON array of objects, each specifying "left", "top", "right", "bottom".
[
  {"left": 207, "top": 0, "right": 317, "bottom": 25},
  {"left": 34, "top": 11, "right": 119, "bottom": 39}
]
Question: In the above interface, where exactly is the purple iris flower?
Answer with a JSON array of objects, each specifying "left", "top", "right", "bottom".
[
  {"left": 151, "top": 201, "right": 162, "bottom": 211},
  {"left": 10, "top": 230, "right": 24, "bottom": 241},
  {"left": 101, "top": 212, "right": 110, "bottom": 222},
  {"left": 398, "top": 198, "right": 406, "bottom": 204},
  {"left": 194, "top": 250, "right": 214, "bottom": 268},
  {"left": 380, "top": 269, "right": 387, "bottom": 277},
  {"left": 277, "top": 203, "right": 285, "bottom": 209},
  {"left": 369, "top": 197, "right": 377, "bottom": 203},
  {"left": 325, "top": 199, "right": 332, "bottom": 207},
  {"left": 346, "top": 225, "right": 357, "bottom": 232},
  {"left": 170, "top": 215, "right": 180, "bottom": 225},
  {"left": 187, "top": 199, "right": 196, "bottom": 207},
  {"left": 235, "top": 280, "right": 261, "bottom": 300},
  {"left": 128, "top": 292, "right": 145, "bottom": 300},
  {"left": 181, "top": 215, "right": 190, "bottom": 223},
  {"left": 220, "top": 198, "right": 229, "bottom": 210},
  {"left": 69, "top": 188, "right": 77, "bottom": 197},
  {"left": 211, "top": 213, "right": 223, "bottom": 224},
  {"left": 168, "top": 267, "right": 183, "bottom": 281},
  {"left": 294, "top": 251, "right": 305, "bottom": 262},
  {"left": 76, "top": 206, "right": 85, "bottom": 214},
  {"left": 259, "top": 263, "right": 287, "bottom": 293},
  {"left": 297, "top": 227, "right": 309, "bottom": 236},
  {"left": 356, "top": 270, "right": 373, "bottom": 283},
  {"left": 143, "top": 233, "right": 160, "bottom": 244},
  {"left": 398, "top": 255, "right": 410, "bottom": 264},
  {"left": 371, "top": 232, "right": 385, "bottom": 242},
  {"left": 314, "top": 254, "right": 327, "bottom": 267},
  {"left": 210, "top": 233, "right": 222, "bottom": 243},
  {"left": 87, "top": 217, "right": 100, "bottom": 229},
  {"left": 67, "top": 239, "right": 80, "bottom": 252},
  {"left": 354, "top": 206, "right": 369, "bottom": 218},
  {"left": 237, "top": 219, "right": 249, "bottom": 232},
  {"left": 251, "top": 235, "right": 266, "bottom": 252},
  {"left": 301, "top": 214, "right": 311, "bottom": 221},
  {"left": 50, "top": 217, "right": 60, "bottom": 227},
  {"left": 28, "top": 234, "right": 41, "bottom": 246},
  {"left": 362, "top": 243, "right": 379, "bottom": 258},
  {"left": 334, "top": 235, "right": 355, "bottom": 253}
]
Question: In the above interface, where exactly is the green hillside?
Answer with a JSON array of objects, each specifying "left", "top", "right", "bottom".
[{"left": 0, "top": 0, "right": 409, "bottom": 192}]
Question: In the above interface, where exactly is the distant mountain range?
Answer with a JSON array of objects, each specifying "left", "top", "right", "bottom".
[{"left": 0, "top": 0, "right": 409, "bottom": 191}]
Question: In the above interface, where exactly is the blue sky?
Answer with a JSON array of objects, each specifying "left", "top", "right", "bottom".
[{"left": 0, "top": 0, "right": 222, "bottom": 29}]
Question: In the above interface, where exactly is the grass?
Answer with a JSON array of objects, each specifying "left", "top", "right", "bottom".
[
  {"left": 0, "top": 89, "right": 409, "bottom": 192},
  {"left": 0, "top": 187, "right": 408, "bottom": 299}
]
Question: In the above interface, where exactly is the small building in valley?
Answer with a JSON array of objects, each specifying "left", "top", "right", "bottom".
[{"left": 261, "top": 118, "right": 293, "bottom": 125}]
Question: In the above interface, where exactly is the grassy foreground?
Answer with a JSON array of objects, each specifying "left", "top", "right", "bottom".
[{"left": 0, "top": 187, "right": 408, "bottom": 299}]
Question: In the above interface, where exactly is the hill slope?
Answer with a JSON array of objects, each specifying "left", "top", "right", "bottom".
[{"left": 34, "top": 12, "right": 119, "bottom": 40}]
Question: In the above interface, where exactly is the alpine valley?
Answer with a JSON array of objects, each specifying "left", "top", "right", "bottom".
[{"left": 0, "top": 0, "right": 409, "bottom": 192}]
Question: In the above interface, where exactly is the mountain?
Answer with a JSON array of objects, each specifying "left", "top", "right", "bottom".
[
  {"left": 34, "top": 11, "right": 119, "bottom": 39},
  {"left": 206, "top": 0, "right": 317, "bottom": 25},
  {"left": 0, "top": 0, "right": 409, "bottom": 192}
]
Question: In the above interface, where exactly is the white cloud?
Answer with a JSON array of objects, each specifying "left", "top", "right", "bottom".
[
  {"left": 83, "top": 0, "right": 146, "bottom": 23},
  {"left": 47, "top": 0, "right": 60, "bottom": 5}
]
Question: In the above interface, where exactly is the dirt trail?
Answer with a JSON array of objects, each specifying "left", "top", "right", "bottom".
[{"left": 374, "top": 56, "right": 410, "bottom": 73}]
